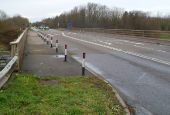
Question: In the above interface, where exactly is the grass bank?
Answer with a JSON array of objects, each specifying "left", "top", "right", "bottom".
[
  {"left": 0, "top": 73, "right": 125, "bottom": 115},
  {"left": 0, "top": 41, "right": 7, "bottom": 51},
  {"left": 160, "top": 33, "right": 170, "bottom": 40}
]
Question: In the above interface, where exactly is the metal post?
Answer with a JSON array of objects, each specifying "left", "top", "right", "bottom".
[
  {"left": 50, "top": 37, "right": 53, "bottom": 48},
  {"left": 56, "top": 40, "right": 58, "bottom": 53},
  {"left": 47, "top": 35, "right": 49, "bottom": 45},
  {"left": 43, "top": 35, "right": 45, "bottom": 42},
  {"left": 82, "top": 53, "right": 86, "bottom": 76},
  {"left": 44, "top": 34, "right": 46, "bottom": 42},
  {"left": 64, "top": 44, "right": 67, "bottom": 62}
]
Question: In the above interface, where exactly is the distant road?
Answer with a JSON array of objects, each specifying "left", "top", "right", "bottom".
[{"left": 43, "top": 29, "right": 170, "bottom": 115}]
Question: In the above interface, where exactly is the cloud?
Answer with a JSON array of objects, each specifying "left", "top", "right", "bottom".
[{"left": 0, "top": 0, "right": 170, "bottom": 22}]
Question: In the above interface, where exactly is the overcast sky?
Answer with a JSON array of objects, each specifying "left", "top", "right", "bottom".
[{"left": 0, "top": 0, "right": 170, "bottom": 22}]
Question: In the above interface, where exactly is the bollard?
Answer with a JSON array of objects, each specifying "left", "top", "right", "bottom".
[
  {"left": 56, "top": 40, "right": 58, "bottom": 53},
  {"left": 43, "top": 35, "right": 46, "bottom": 42},
  {"left": 50, "top": 37, "right": 53, "bottom": 48},
  {"left": 82, "top": 53, "right": 86, "bottom": 76},
  {"left": 64, "top": 44, "right": 67, "bottom": 62},
  {"left": 47, "top": 35, "right": 49, "bottom": 45},
  {"left": 44, "top": 34, "right": 47, "bottom": 42}
]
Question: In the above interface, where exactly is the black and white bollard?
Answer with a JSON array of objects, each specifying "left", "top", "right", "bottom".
[
  {"left": 44, "top": 35, "right": 46, "bottom": 42},
  {"left": 50, "top": 37, "right": 53, "bottom": 48},
  {"left": 44, "top": 34, "right": 46, "bottom": 41},
  {"left": 56, "top": 40, "right": 58, "bottom": 53},
  {"left": 47, "top": 35, "right": 49, "bottom": 45},
  {"left": 64, "top": 44, "right": 67, "bottom": 62},
  {"left": 82, "top": 53, "right": 86, "bottom": 76}
]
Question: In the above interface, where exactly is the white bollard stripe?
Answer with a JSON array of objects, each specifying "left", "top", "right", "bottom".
[
  {"left": 82, "top": 59, "right": 85, "bottom": 67},
  {"left": 65, "top": 49, "right": 67, "bottom": 55},
  {"left": 56, "top": 43, "right": 58, "bottom": 48}
]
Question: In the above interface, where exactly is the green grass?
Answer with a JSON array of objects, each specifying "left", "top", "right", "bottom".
[
  {"left": 0, "top": 42, "right": 6, "bottom": 51},
  {"left": 160, "top": 33, "right": 170, "bottom": 40},
  {"left": 0, "top": 73, "right": 125, "bottom": 115}
]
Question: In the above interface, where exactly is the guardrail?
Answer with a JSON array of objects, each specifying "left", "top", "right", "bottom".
[
  {"left": 72, "top": 28, "right": 170, "bottom": 40},
  {"left": 10, "top": 28, "right": 28, "bottom": 70},
  {"left": 0, "top": 56, "right": 17, "bottom": 88}
]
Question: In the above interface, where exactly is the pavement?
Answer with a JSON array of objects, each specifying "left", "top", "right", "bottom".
[
  {"left": 40, "top": 29, "right": 170, "bottom": 115},
  {"left": 21, "top": 31, "right": 92, "bottom": 76}
]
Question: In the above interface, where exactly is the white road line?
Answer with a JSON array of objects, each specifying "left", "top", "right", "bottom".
[
  {"left": 48, "top": 34, "right": 54, "bottom": 36},
  {"left": 99, "top": 40, "right": 112, "bottom": 45},
  {"left": 157, "top": 50, "right": 167, "bottom": 53},
  {"left": 48, "top": 34, "right": 59, "bottom": 36},
  {"left": 134, "top": 45, "right": 168, "bottom": 53},
  {"left": 115, "top": 39, "right": 144, "bottom": 45},
  {"left": 62, "top": 32, "right": 170, "bottom": 66},
  {"left": 134, "top": 45, "right": 154, "bottom": 50}
]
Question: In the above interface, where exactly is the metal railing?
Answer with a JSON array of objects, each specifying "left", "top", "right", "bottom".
[{"left": 72, "top": 28, "right": 170, "bottom": 40}]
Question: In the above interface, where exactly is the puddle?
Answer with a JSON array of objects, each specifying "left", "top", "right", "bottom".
[{"left": 52, "top": 55, "right": 65, "bottom": 58}]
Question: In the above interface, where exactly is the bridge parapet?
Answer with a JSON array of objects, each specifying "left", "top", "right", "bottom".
[
  {"left": 10, "top": 29, "right": 28, "bottom": 70},
  {"left": 0, "top": 29, "right": 28, "bottom": 88}
]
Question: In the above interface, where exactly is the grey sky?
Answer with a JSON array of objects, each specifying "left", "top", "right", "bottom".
[{"left": 0, "top": 0, "right": 170, "bottom": 22}]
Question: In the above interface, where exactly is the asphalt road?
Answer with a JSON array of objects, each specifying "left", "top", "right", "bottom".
[{"left": 40, "top": 29, "right": 170, "bottom": 115}]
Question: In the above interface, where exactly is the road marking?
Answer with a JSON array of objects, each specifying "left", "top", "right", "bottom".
[
  {"left": 62, "top": 32, "right": 170, "bottom": 66},
  {"left": 67, "top": 32, "right": 77, "bottom": 35},
  {"left": 48, "top": 34, "right": 59, "bottom": 36},
  {"left": 115, "top": 39, "right": 144, "bottom": 45},
  {"left": 99, "top": 40, "right": 112, "bottom": 45},
  {"left": 72, "top": 32, "right": 77, "bottom": 34},
  {"left": 134, "top": 45, "right": 154, "bottom": 50},
  {"left": 157, "top": 50, "right": 167, "bottom": 53},
  {"left": 134, "top": 45, "right": 168, "bottom": 53},
  {"left": 48, "top": 34, "right": 54, "bottom": 36}
]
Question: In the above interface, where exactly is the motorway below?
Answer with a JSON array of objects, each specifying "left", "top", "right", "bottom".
[{"left": 42, "top": 29, "right": 170, "bottom": 115}]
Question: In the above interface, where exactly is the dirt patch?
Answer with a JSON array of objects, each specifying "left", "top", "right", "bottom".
[{"left": 39, "top": 80, "right": 59, "bottom": 85}]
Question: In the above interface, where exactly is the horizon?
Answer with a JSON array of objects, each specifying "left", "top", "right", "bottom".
[{"left": 0, "top": 0, "right": 170, "bottom": 22}]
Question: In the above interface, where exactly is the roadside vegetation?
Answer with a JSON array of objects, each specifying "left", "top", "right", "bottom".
[
  {"left": 0, "top": 10, "right": 29, "bottom": 50},
  {"left": 160, "top": 33, "right": 170, "bottom": 40},
  {"left": 0, "top": 73, "right": 125, "bottom": 115},
  {"left": 33, "top": 3, "right": 170, "bottom": 31}
]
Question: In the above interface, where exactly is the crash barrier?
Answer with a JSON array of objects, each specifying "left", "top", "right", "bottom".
[{"left": 0, "top": 56, "right": 17, "bottom": 88}]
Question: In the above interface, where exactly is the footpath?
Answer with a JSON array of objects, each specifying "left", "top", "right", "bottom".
[{"left": 22, "top": 31, "right": 92, "bottom": 76}]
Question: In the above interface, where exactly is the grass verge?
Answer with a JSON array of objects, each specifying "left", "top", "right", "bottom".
[
  {"left": 0, "top": 73, "right": 125, "bottom": 115},
  {"left": 0, "top": 42, "right": 7, "bottom": 51},
  {"left": 160, "top": 33, "right": 170, "bottom": 40}
]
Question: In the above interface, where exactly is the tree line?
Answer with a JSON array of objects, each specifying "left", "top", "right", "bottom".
[
  {"left": 0, "top": 10, "right": 29, "bottom": 49},
  {"left": 33, "top": 3, "right": 170, "bottom": 31}
]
